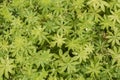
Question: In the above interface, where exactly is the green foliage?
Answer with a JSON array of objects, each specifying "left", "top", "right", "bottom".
[{"left": 0, "top": 0, "right": 120, "bottom": 80}]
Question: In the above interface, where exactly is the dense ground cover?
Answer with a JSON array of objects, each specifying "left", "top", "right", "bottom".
[{"left": 0, "top": 0, "right": 120, "bottom": 80}]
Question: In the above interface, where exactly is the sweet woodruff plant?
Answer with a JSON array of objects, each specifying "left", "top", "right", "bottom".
[{"left": 0, "top": 0, "right": 120, "bottom": 80}]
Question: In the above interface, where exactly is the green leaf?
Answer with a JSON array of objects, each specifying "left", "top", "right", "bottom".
[
  {"left": 106, "top": 27, "right": 120, "bottom": 46},
  {"left": 33, "top": 49, "right": 52, "bottom": 67},
  {"left": 57, "top": 51, "right": 79, "bottom": 74},
  {"left": 50, "top": 33, "right": 66, "bottom": 48},
  {"left": 86, "top": 60, "right": 102, "bottom": 79},
  {"left": 87, "top": 0, "right": 109, "bottom": 11},
  {"left": 0, "top": 56, "right": 16, "bottom": 78}
]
